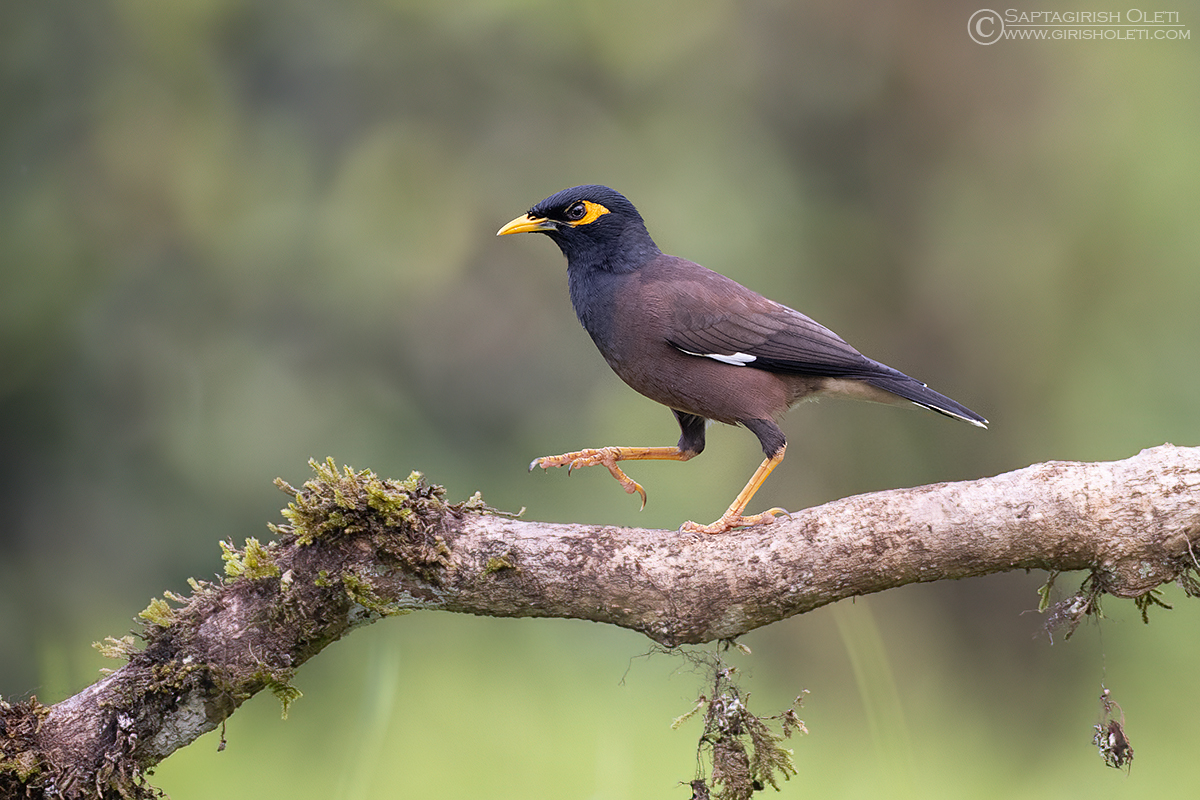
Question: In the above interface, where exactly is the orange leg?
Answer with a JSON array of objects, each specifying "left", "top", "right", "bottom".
[
  {"left": 681, "top": 445, "right": 789, "bottom": 534},
  {"left": 530, "top": 446, "right": 696, "bottom": 509}
]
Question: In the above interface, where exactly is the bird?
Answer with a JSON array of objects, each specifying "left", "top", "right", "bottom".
[{"left": 497, "top": 185, "right": 987, "bottom": 534}]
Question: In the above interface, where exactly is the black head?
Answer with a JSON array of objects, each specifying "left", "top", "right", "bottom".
[{"left": 497, "top": 185, "right": 660, "bottom": 273}]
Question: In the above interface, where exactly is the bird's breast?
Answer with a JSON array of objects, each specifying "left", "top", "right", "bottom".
[{"left": 567, "top": 265, "right": 625, "bottom": 351}]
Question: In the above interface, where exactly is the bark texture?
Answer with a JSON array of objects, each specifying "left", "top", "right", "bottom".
[{"left": 3, "top": 444, "right": 1199, "bottom": 799}]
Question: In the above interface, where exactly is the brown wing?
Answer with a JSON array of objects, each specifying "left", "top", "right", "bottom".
[
  {"left": 645, "top": 256, "right": 875, "bottom": 378},
  {"left": 641, "top": 255, "right": 989, "bottom": 426}
]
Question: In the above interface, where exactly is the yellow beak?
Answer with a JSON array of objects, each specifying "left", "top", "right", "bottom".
[{"left": 496, "top": 213, "right": 556, "bottom": 236}]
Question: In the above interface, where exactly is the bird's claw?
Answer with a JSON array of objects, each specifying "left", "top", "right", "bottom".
[
  {"left": 626, "top": 479, "right": 648, "bottom": 510},
  {"left": 529, "top": 448, "right": 648, "bottom": 510},
  {"left": 680, "top": 507, "right": 789, "bottom": 535}
]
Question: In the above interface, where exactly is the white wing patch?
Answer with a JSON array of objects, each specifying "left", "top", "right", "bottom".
[{"left": 677, "top": 348, "right": 757, "bottom": 366}]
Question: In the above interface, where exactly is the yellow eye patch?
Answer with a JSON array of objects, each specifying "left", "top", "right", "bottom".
[{"left": 567, "top": 200, "right": 611, "bottom": 227}]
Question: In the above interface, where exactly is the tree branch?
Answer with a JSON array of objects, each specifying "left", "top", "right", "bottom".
[{"left": 5, "top": 445, "right": 1199, "bottom": 798}]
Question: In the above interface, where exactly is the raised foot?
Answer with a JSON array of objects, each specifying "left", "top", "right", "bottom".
[
  {"left": 529, "top": 447, "right": 647, "bottom": 509},
  {"left": 680, "top": 507, "right": 790, "bottom": 535}
]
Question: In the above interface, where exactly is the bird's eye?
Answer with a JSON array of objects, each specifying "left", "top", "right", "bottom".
[{"left": 565, "top": 202, "right": 587, "bottom": 221}]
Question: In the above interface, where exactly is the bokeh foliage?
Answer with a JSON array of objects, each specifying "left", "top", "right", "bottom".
[{"left": 2, "top": 0, "right": 1197, "bottom": 797}]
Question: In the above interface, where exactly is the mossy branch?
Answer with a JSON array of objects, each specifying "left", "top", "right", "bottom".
[{"left": 4, "top": 445, "right": 1200, "bottom": 799}]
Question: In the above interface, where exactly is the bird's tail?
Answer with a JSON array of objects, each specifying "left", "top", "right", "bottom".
[{"left": 862, "top": 369, "right": 988, "bottom": 428}]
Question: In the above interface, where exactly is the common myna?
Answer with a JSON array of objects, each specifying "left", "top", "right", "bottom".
[{"left": 498, "top": 185, "right": 987, "bottom": 534}]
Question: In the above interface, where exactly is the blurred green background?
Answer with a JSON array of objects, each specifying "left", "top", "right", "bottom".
[{"left": 3, "top": 0, "right": 1198, "bottom": 796}]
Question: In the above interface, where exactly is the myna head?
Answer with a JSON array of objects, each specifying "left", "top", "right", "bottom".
[{"left": 496, "top": 185, "right": 660, "bottom": 273}]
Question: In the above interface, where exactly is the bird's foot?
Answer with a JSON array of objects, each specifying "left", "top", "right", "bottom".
[
  {"left": 680, "top": 507, "right": 789, "bottom": 535},
  {"left": 530, "top": 447, "right": 648, "bottom": 509}
]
